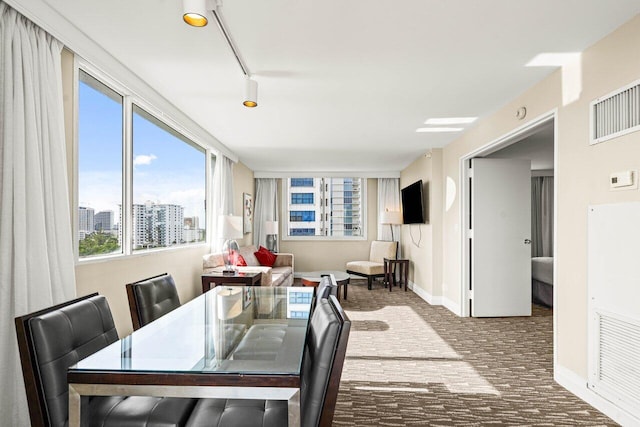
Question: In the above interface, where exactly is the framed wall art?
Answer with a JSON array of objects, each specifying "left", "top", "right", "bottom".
[{"left": 243, "top": 192, "right": 253, "bottom": 234}]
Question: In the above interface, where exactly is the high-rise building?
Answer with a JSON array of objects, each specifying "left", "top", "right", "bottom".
[
  {"left": 120, "top": 202, "right": 185, "bottom": 250},
  {"left": 94, "top": 210, "right": 114, "bottom": 232},
  {"left": 287, "top": 178, "right": 322, "bottom": 236},
  {"left": 151, "top": 203, "right": 184, "bottom": 247},
  {"left": 183, "top": 228, "right": 205, "bottom": 243},
  {"left": 184, "top": 216, "right": 199, "bottom": 230},
  {"left": 78, "top": 206, "right": 95, "bottom": 240},
  {"left": 328, "top": 177, "right": 361, "bottom": 237},
  {"left": 286, "top": 177, "right": 362, "bottom": 237}
]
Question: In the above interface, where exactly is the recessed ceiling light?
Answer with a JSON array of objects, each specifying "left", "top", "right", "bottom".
[
  {"left": 424, "top": 117, "right": 477, "bottom": 125},
  {"left": 416, "top": 127, "right": 463, "bottom": 133},
  {"left": 526, "top": 52, "right": 581, "bottom": 67}
]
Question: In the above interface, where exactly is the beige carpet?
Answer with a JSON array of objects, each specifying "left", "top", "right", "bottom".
[{"left": 326, "top": 278, "right": 616, "bottom": 426}]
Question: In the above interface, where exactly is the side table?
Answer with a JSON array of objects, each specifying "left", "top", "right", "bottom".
[
  {"left": 201, "top": 271, "right": 261, "bottom": 294},
  {"left": 384, "top": 258, "right": 409, "bottom": 292}
]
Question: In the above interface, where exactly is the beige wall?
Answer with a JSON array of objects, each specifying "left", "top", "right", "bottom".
[
  {"left": 400, "top": 149, "right": 443, "bottom": 298},
  {"left": 432, "top": 14, "right": 640, "bottom": 380},
  {"left": 233, "top": 161, "right": 255, "bottom": 247},
  {"left": 556, "top": 15, "right": 640, "bottom": 375},
  {"left": 280, "top": 178, "right": 379, "bottom": 272}
]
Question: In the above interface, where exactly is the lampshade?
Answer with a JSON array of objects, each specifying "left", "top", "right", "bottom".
[
  {"left": 183, "top": 0, "right": 210, "bottom": 27},
  {"left": 217, "top": 287, "right": 243, "bottom": 320},
  {"left": 264, "top": 221, "right": 279, "bottom": 235},
  {"left": 243, "top": 78, "right": 258, "bottom": 108},
  {"left": 380, "top": 210, "right": 403, "bottom": 225},
  {"left": 218, "top": 215, "right": 243, "bottom": 239}
]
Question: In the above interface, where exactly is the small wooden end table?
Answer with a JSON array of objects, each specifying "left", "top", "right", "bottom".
[
  {"left": 384, "top": 258, "right": 409, "bottom": 292},
  {"left": 201, "top": 271, "right": 261, "bottom": 294}
]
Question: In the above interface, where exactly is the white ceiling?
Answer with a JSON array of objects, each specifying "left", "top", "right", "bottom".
[
  {"left": 486, "top": 123, "right": 555, "bottom": 170},
  {"left": 32, "top": 1, "right": 640, "bottom": 172}
]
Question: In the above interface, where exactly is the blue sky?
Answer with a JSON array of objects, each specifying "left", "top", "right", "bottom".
[{"left": 78, "top": 80, "right": 205, "bottom": 223}]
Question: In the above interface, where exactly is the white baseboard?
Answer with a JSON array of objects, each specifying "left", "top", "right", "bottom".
[
  {"left": 408, "top": 281, "right": 442, "bottom": 305},
  {"left": 442, "top": 296, "right": 461, "bottom": 316},
  {"left": 408, "top": 282, "right": 462, "bottom": 316},
  {"left": 554, "top": 364, "right": 640, "bottom": 427}
]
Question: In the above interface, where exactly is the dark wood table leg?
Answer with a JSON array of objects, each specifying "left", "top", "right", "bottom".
[
  {"left": 391, "top": 260, "right": 395, "bottom": 291},
  {"left": 403, "top": 261, "right": 408, "bottom": 291},
  {"left": 384, "top": 259, "right": 391, "bottom": 292},
  {"left": 202, "top": 277, "right": 214, "bottom": 294}
]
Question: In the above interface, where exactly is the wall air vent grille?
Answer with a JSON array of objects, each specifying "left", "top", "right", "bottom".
[
  {"left": 590, "top": 79, "right": 640, "bottom": 145},
  {"left": 589, "top": 311, "right": 640, "bottom": 417}
]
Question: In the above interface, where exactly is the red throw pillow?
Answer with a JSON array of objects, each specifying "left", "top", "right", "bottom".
[
  {"left": 254, "top": 246, "right": 277, "bottom": 267},
  {"left": 236, "top": 254, "right": 247, "bottom": 266}
]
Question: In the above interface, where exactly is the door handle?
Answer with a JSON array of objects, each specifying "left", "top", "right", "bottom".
[{"left": 524, "top": 239, "right": 531, "bottom": 245}]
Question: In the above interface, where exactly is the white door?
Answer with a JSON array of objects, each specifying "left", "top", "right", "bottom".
[{"left": 471, "top": 158, "right": 531, "bottom": 317}]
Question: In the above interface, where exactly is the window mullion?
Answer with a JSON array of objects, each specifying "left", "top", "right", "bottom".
[
  {"left": 122, "top": 95, "right": 133, "bottom": 256},
  {"left": 321, "top": 178, "right": 326, "bottom": 236},
  {"left": 205, "top": 149, "right": 215, "bottom": 247}
]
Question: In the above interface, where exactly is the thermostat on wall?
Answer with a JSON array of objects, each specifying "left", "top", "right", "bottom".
[{"left": 610, "top": 170, "right": 637, "bottom": 190}]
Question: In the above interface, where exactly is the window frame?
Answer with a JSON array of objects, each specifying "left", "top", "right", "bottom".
[
  {"left": 74, "top": 59, "right": 213, "bottom": 262},
  {"left": 281, "top": 177, "right": 367, "bottom": 241}
]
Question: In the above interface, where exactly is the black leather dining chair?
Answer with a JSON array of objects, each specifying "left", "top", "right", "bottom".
[
  {"left": 126, "top": 273, "right": 181, "bottom": 330},
  {"left": 184, "top": 295, "right": 351, "bottom": 427},
  {"left": 15, "top": 293, "right": 196, "bottom": 427},
  {"left": 316, "top": 274, "right": 338, "bottom": 300}
]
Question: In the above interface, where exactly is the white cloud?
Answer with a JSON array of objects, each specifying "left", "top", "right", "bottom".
[{"left": 133, "top": 154, "right": 157, "bottom": 166}]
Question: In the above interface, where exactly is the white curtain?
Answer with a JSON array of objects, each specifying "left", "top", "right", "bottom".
[
  {"left": 211, "top": 155, "right": 234, "bottom": 251},
  {"left": 377, "top": 178, "right": 401, "bottom": 255},
  {"left": 531, "top": 177, "right": 554, "bottom": 257},
  {"left": 0, "top": 3, "right": 76, "bottom": 424},
  {"left": 254, "top": 178, "right": 279, "bottom": 249}
]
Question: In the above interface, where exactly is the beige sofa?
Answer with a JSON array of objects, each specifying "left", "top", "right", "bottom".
[{"left": 203, "top": 244, "right": 294, "bottom": 287}]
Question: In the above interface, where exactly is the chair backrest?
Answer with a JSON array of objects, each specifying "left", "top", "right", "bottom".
[
  {"left": 316, "top": 275, "right": 338, "bottom": 300},
  {"left": 15, "top": 293, "right": 118, "bottom": 427},
  {"left": 301, "top": 295, "right": 351, "bottom": 427},
  {"left": 369, "top": 240, "right": 397, "bottom": 263},
  {"left": 126, "top": 273, "right": 181, "bottom": 330}
]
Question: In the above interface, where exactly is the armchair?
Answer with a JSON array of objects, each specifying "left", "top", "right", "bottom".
[{"left": 346, "top": 240, "right": 398, "bottom": 290}]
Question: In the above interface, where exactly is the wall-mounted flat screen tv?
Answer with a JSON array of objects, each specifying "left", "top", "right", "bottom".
[{"left": 401, "top": 180, "right": 425, "bottom": 224}]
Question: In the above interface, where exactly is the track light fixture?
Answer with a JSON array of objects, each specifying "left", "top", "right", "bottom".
[
  {"left": 183, "top": 0, "right": 213, "bottom": 27},
  {"left": 182, "top": 0, "right": 259, "bottom": 107},
  {"left": 243, "top": 78, "right": 258, "bottom": 108}
]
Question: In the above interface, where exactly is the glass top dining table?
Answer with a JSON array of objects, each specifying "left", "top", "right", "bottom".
[{"left": 68, "top": 286, "right": 315, "bottom": 427}]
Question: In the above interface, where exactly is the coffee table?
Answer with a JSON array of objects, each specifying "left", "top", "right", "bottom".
[
  {"left": 201, "top": 271, "right": 261, "bottom": 293},
  {"left": 301, "top": 270, "right": 350, "bottom": 301}
]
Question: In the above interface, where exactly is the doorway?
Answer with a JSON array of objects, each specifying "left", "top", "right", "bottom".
[{"left": 460, "top": 112, "right": 557, "bottom": 318}]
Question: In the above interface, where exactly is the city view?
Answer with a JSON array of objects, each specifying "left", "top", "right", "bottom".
[
  {"left": 78, "top": 204, "right": 204, "bottom": 256},
  {"left": 78, "top": 72, "right": 206, "bottom": 257}
]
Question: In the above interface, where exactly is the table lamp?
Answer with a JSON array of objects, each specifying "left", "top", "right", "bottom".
[
  {"left": 264, "top": 220, "right": 279, "bottom": 252},
  {"left": 218, "top": 214, "right": 243, "bottom": 274},
  {"left": 217, "top": 287, "right": 243, "bottom": 320},
  {"left": 380, "top": 209, "right": 402, "bottom": 241}
]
